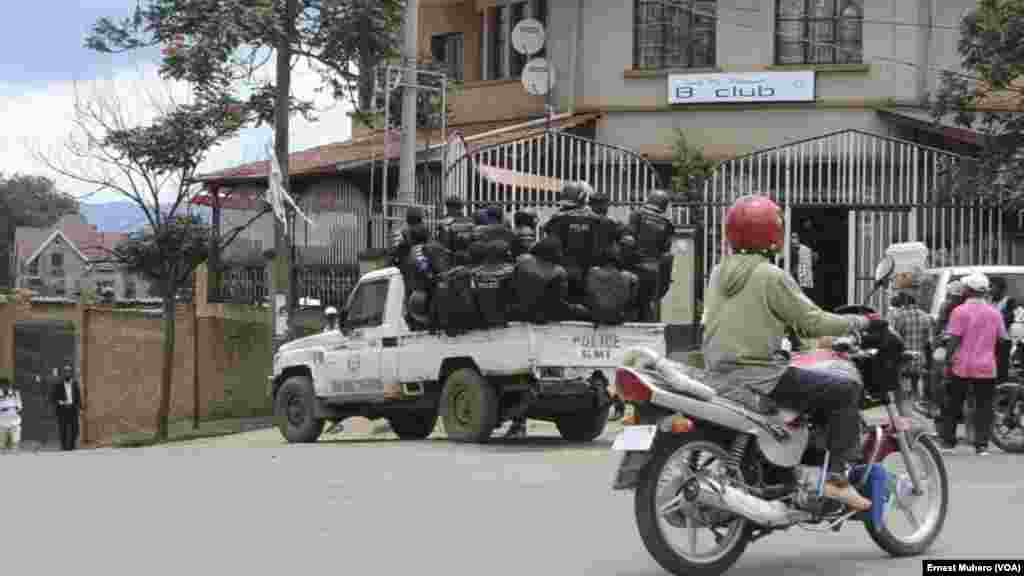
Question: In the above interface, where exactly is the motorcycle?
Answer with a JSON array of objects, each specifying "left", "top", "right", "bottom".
[
  {"left": 610, "top": 256, "right": 949, "bottom": 576},
  {"left": 992, "top": 341, "right": 1024, "bottom": 453}
]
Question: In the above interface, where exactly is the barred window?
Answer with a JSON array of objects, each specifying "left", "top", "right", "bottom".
[
  {"left": 776, "top": 0, "right": 862, "bottom": 65},
  {"left": 634, "top": 0, "right": 716, "bottom": 70}
]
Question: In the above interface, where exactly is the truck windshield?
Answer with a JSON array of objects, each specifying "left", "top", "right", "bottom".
[{"left": 344, "top": 279, "right": 389, "bottom": 328}]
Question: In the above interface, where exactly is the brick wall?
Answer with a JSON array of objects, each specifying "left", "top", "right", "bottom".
[{"left": 0, "top": 300, "right": 273, "bottom": 446}]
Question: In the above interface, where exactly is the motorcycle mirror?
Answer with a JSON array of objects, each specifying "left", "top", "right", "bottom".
[{"left": 874, "top": 256, "right": 895, "bottom": 287}]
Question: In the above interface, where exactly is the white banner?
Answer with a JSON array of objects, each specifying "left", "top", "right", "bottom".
[{"left": 668, "top": 71, "right": 815, "bottom": 105}]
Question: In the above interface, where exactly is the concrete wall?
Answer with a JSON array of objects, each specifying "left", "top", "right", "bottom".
[{"left": 0, "top": 299, "right": 274, "bottom": 446}]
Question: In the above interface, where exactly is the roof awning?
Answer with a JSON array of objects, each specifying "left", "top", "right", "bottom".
[{"left": 877, "top": 108, "right": 991, "bottom": 146}]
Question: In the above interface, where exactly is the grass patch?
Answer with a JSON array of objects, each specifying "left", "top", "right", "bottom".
[{"left": 109, "top": 417, "right": 273, "bottom": 448}]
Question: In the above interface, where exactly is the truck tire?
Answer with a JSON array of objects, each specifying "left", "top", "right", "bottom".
[
  {"left": 440, "top": 368, "right": 499, "bottom": 443},
  {"left": 555, "top": 404, "right": 611, "bottom": 442},
  {"left": 389, "top": 410, "right": 439, "bottom": 440},
  {"left": 275, "top": 375, "right": 324, "bottom": 444}
]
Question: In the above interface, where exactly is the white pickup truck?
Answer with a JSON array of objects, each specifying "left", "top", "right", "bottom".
[{"left": 270, "top": 266, "right": 666, "bottom": 444}]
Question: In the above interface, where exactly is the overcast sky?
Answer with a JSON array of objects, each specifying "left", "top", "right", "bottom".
[{"left": 0, "top": 1, "right": 353, "bottom": 204}]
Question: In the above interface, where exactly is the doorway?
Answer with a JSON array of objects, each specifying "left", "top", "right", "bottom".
[{"left": 789, "top": 207, "right": 849, "bottom": 311}]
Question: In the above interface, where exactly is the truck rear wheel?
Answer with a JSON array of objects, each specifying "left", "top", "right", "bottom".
[
  {"left": 389, "top": 409, "right": 439, "bottom": 440},
  {"left": 555, "top": 404, "right": 611, "bottom": 442},
  {"left": 440, "top": 368, "right": 498, "bottom": 443},
  {"left": 275, "top": 375, "right": 324, "bottom": 443}
]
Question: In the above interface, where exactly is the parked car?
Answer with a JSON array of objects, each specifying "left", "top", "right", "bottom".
[
  {"left": 918, "top": 265, "right": 1024, "bottom": 322},
  {"left": 269, "top": 266, "right": 667, "bottom": 444}
]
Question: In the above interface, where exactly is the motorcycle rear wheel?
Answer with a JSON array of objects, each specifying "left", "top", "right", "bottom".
[
  {"left": 634, "top": 431, "right": 750, "bottom": 576},
  {"left": 865, "top": 435, "right": 949, "bottom": 556},
  {"left": 992, "top": 382, "right": 1024, "bottom": 453}
]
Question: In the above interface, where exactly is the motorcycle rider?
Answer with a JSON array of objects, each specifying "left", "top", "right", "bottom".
[
  {"left": 542, "top": 181, "right": 600, "bottom": 302},
  {"left": 627, "top": 189, "right": 675, "bottom": 322},
  {"left": 436, "top": 195, "right": 476, "bottom": 265},
  {"left": 702, "top": 194, "right": 881, "bottom": 512}
]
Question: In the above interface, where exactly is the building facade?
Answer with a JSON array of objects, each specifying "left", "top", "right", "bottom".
[
  {"left": 202, "top": 0, "right": 1020, "bottom": 310},
  {"left": 12, "top": 214, "right": 150, "bottom": 300}
]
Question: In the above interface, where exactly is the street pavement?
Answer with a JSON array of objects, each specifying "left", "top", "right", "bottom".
[{"left": 3, "top": 420, "right": 1022, "bottom": 576}]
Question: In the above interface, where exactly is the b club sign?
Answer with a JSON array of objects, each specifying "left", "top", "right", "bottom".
[{"left": 668, "top": 71, "right": 815, "bottom": 105}]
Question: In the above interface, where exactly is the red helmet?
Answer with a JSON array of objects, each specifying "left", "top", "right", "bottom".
[{"left": 725, "top": 195, "right": 784, "bottom": 253}]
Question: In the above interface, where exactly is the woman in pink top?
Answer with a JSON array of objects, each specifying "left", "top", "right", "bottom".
[{"left": 941, "top": 272, "right": 1009, "bottom": 456}]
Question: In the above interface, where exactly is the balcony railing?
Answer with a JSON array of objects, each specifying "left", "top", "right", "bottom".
[{"left": 209, "top": 265, "right": 360, "bottom": 308}]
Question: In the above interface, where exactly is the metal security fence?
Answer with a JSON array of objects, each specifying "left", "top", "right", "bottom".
[{"left": 694, "top": 129, "right": 1006, "bottom": 308}]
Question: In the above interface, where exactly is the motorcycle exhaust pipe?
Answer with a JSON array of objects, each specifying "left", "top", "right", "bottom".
[{"left": 681, "top": 475, "right": 795, "bottom": 527}]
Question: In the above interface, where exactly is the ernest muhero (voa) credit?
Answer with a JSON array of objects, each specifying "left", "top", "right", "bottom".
[{"left": 924, "top": 560, "right": 1024, "bottom": 574}]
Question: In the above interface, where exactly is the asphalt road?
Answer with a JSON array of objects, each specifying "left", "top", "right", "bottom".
[{"left": 4, "top": 422, "right": 1023, "bottom": 576}]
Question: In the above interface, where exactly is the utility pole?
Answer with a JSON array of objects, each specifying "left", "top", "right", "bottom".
[
  {"left": 272, "top": 0, "right": 296, "bottom": 349},
  {"left": 398, "top": 0, "right": 419, "bottom": 207}
]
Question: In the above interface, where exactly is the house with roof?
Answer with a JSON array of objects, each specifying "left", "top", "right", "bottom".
[{"left": 12, "top": 214, "right": 151, "bottom": 300}]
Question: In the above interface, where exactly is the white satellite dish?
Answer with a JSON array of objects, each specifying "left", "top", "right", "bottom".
[
  {"left": 511, "top": 18, "right": 545, "bottom": 56},
  {"left": 521, "top": 58, "right": 555, "bottom": 96}
]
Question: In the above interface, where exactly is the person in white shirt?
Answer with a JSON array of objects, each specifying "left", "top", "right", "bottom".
[{"left": 0, "top": 377, "right": 22, "bottom": 453}]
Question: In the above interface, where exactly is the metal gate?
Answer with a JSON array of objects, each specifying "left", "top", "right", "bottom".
[
  {"left": 443, "top": 129, "right": 664, "bottom": 224},
  {"left": 13, "top": 320, "right": 77, "bottom": 449},
  {"left": 696, "top": 129, "right": 1007, "bottom": 307}
]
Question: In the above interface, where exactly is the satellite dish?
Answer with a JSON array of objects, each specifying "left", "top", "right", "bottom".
[
  {"left": 521, "top": 58, "right": 555, "bottom": 96},
  {"left": 511, "top": 18, "right": 545, "bottom": 56}
]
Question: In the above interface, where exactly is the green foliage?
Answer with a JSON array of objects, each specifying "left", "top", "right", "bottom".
[
  {"left": 931, "top": 0, "right": 1024, "bottom": 201},
  {"left": 86, "top": 0, "right": 406, "bottom": 125},
  {"left": 670, "top": 130, "right": 716, "bottom": 200},
  {"left": 112, "top": 214, "right": 211, "bottom": 288},
  {"left": 0, "top": 173, "right": 79, "bottom": 228}
]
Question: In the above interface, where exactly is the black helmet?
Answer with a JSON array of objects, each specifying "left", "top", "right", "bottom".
[
  {"left": 588, "top": 190, "right": 609, "bottom": 206},
  {"left": 513, "top": 208, "right": 537, "bottom": 228},
  {"left": 557, "top": 182, "right": 585, "bottom": 207},
  {"left": 444, "top": 195, "right": 463, "bottom": 207},
  {"left": 645, "top": 190, "right": 670, "bottom": 213},
  {"left": 406, "top": 206, "right": 425, "bottom": 225}
]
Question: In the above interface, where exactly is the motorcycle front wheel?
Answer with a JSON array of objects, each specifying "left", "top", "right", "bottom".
[
  {"left": 634, "top": 431, "right": 750, "bottom": 576},
  {"left": 865, "top": 434, "right": 949, "bottom": 556},
  {"left": 992, "top": 382, "right": 1024, "bottom": 453}
]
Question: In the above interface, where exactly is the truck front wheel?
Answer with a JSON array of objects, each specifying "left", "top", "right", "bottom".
[
  {"left": 440, "top": 368, "right": 498, "bottom": 443},
  {"left": 275, "top": 375, "right": 324, "bottom": 443},
  {"left": 555, "top": 404, "right": 611, "bottom": 442},
  {"left": 389, "top": 409, "right": 439, "bottom": 440}
]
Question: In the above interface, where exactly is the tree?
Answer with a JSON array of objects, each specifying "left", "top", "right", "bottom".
[
  {"left": 86, "top": 0, "right": 406, "bottom": 318},
  {"left": 0, "top": 174, "right": 79, "bottom": 289},
  {"left": 670, "top": 130, "right": 716, "bottom": 200},
  {"left": 931, "top": 0, "right": 1024, "bottom": 203},
  {"left": 85, "top": 0, "right": 405, "bottom": 129},
  {"left": 36, "top": 84, "right": 267, "bottom": 441}
]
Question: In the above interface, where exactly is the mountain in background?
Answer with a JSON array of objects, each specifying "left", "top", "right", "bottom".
[{"left": 79, "top": 201, "right": 211, "bottom": 233}]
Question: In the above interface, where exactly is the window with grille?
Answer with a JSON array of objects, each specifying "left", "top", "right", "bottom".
[
  {"left": 51, "top": 252, "right": 63, "bottom": 267},
  {"left": 431, "top": 33, "right": 464, "bottom": 82},
  {"left": 634, "top": 0, "right": 716, "bottom": 70},
  {"left": 488, "top": 0, "right": 546, "bottom": 80},
  {"left": 776, "top": 0, "right": 862, "bottom": 65}
]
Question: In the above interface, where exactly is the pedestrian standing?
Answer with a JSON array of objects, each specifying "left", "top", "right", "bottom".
[
  {"left": 0, "top": 377, "right": 22, "bottom": 454},
  {"left": 889, "top": 292, "right": 934, "bottom": 414},
  {"left": 50, "top": 364, "right": 82, "bottom": 451},
  {"left": 941, "top": 273, "right": 1008, "bottom": 456}
]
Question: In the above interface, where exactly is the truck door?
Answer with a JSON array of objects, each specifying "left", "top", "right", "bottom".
[{"left": 328, "top": 278, "right": 390, "bottom": 398}]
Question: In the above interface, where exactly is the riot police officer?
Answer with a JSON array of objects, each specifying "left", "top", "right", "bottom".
[
  {"left": 627, "top": 189, "right": 675, "bottom": 322},
  {"left": 511, "top": 208, "right": 538, "bottom": 258},
  {"left": 588, "top": 190, "right": 633, "bottom": 267},
  {"left": 472, "top": 204, "right": 517, "bottom": 264},
  {"left": 542, "top": 181, "right": 601, "bottom": 302},
  {"left": 402, "top": 225, "right": 449, "bottom": 331},
  {"left": 390, "top": 206, "right": 426, "bottom": 267},
  {"left": 436, "top": 195, "right": 475, "bottom": 265}
]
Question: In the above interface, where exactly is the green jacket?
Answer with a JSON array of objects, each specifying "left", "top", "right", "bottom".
[{"left": 702, "top": 253, "right": 859, "bottom": 394}]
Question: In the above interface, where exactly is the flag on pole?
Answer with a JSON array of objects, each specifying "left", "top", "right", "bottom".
[{"left": 265, "top": 141, "right": 315, "bottom": 234}]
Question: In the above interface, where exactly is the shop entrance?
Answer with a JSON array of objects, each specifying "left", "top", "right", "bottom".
[{"left": 789, "top": 207, "right": 849, "bottom": 312}]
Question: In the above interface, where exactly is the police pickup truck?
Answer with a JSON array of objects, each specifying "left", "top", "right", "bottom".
[{"left": 270, "top": 266, "right": 666, "bottom": 444}]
